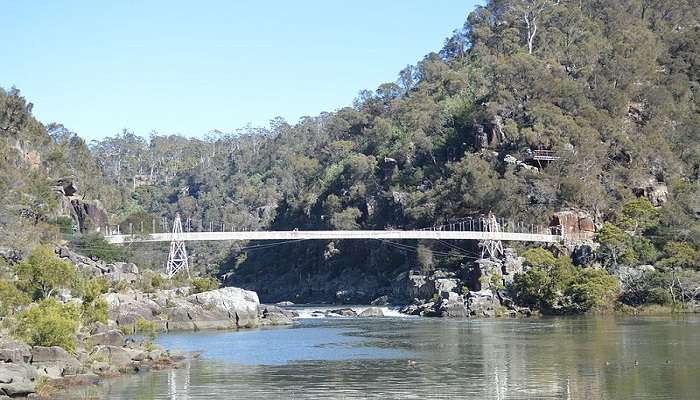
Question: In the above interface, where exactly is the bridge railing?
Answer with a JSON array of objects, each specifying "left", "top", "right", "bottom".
[{"left": 102, "top": 216, "right": 562, "bottom": 239}]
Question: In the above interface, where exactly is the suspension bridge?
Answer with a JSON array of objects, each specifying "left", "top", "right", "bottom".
[{"left": 103, "top": 214, "right": 564, "bottom": 278}]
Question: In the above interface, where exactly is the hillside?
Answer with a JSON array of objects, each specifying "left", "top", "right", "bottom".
[{"left": 1, "top": 0, "right": 699, "bottom": 306}]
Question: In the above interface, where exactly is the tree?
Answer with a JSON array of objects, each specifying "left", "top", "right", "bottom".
[
  {"left": 522, "top": 247, "right": 557, "bottom": 268},
  {"left": 660, "top": 242, "right": 699, "bottom": 270},
  {"left": 617, "top": 198, "right": 659, "bottom": 233},
  {"left": 596, "top": 223, "right": 635, "bottom": 266},
  {"left": 330, "top": 207, "right": 361, "bottom": 230},
  {"left": 14, "top": 245, "right": 76, "bottom": 299}
]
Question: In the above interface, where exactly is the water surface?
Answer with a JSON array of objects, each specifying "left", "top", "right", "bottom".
[{"left": 95, "top": 313, "right": 700, "bottom": 399}]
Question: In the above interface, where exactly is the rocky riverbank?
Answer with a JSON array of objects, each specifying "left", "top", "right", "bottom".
[
  {"left": 0, "top": 245, "right": 298, "bottom": 399},
  {"left": 0, "top": 284, "right": 296, "bottom": 399},
  {"left": 0, "top": 328, "right": 198, "bottom": 399}
]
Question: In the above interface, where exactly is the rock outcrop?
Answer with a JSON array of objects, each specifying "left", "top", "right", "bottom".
[
  {"left": 104, "top": 287, "right": 266, "bottom": 332},
  {"left": 56, "top": 246, "right": 139, "bottom": 283},
  {"left": 551, "top": 210, "right": 596, "bottom": 241}
]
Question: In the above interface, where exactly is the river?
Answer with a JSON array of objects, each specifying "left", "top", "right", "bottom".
[{"left": 82, "top": 308, "right": 700, "bottom": 399}]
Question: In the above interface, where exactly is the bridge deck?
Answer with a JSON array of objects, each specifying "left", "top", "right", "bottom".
[{"left": 105, "top": 230, "right": 561, "bottom": 244}]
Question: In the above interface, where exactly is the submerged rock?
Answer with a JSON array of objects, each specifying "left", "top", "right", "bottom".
[
  {"left": 359, "top": 307, "right": 385, "bottom": 317},
  {"left": 326, "top": 308, "right": 357, "bottom": 317}
]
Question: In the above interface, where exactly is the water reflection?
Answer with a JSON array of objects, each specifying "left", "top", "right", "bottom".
[{"left": 99, "top": 316, "right": 700, "bottom": 399}]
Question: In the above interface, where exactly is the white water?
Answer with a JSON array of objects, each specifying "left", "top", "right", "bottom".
[{"left": 291, "top": 305, "right": 408, "bottom": 319}]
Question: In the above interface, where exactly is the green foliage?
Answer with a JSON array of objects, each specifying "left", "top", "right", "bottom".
[
  {"left": 191, "top": 276, "right": 219, "bottom": 294},
  {"left": 513, "top": 252, "right": 617, "bottom": 314},
  {"left": 596, "top": 223, "right": 637, "bottom": 266},
  {"left": 52, "top": 216, "right": 75, "bottom": 235},
  {"left": 138, "top": 270, "right": 167, "bottom": 293},
  {"left": 14, "top": 245, "right": 76, "bottom": 299},
  {"left": 74, "top": 276, "right": 109, "bottom": 325},
  {"left": 617, "top": 198, "right": 659, "bottom": 233},
  {"left": 660, "top": 242, "right": 699, "bottom": 270},
  {"left": 565, "top": 269, "right": 620, "bottom": 312},
  {"left": 69, "top": 233, "right": 126, "bottom": 263},
  {"left": 2, "top": 0, "right": 699, "bottom": 306},
  {"left": 134, "top": 317, "right": 158, "bottom": 340},
  {"left": 521, "top": 248, "right": 557, "bottom": 268},
  {"left": 0, "top": 279, "right": 31, "bottom": 317},
  {"left": 13, "top": 299, "right": 79, "bottom": 353}
]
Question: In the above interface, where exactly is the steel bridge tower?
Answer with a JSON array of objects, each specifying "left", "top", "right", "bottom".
[{"left": 166, "top": 213, "right": 190, "bottom": 278}]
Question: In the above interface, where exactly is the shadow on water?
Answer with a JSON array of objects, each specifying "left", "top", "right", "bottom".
[{"left": 81, "top": 314, "right": 700, "bottom": 399}]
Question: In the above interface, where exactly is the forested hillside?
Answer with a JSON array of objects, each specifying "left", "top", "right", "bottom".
[{"left": 1, "top": 0, "right": 699, "bottom": 305}]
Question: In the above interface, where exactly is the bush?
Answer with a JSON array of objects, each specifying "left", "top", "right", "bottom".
[
  {"left": 564, "top": 268, "right": 619, "bottom": 312},
  {"left": 13, "top": 299, "right": 79, "bottom": 352},
  {"left": 69, "top": 233, "right": 126, "bottom": 263},
  {"left": 512, "top": 251, "right": 617, "bottom": 314},
  {"left": 0, "top": 280, "right": 31, "bottom": 317},
  {"left": 72, "top": 275, "right": 109, "bottom": 325},
  {"left": 14, "top": 245, "right": 76, "bottom": 299},
  {"left": 137, "top": 270, "right": 168, "bottom": 293},
  {"left": 134, "top": 317, "right": 158, "bottom": 340},
  {"left": 53, "top": 216, "right": 75, "bottom": 235},
  {"left": 522, "top": 248, "right": 557, "bottom": 268},
  {"left": 191, "top": 276, "right": 219, "bottom": 293}
]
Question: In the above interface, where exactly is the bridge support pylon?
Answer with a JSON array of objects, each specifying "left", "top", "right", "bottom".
[
  {"left": 166, "top": 213, "right": 190, "bottom": 279},
  {"left": 479, "top": 214, "right": 504, "bottom": 259}
]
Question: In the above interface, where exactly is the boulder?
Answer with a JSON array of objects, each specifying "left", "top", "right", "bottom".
[
  {"left": 0, "top": 247, "right": 22, "bottom": 263},
  {"left": 0, "top": 338, "right": 32, "bottom": 363},
  {"left": 91, "top": 346, "right": 132, "bottom": 369},
  {"left": 359, "top": 307, "right": 384, "bottom": 317},
  {"left": 434, "top": 278, "right": 458, "bottom": 294},
  {"left": 0, "top": 362, "right": 36, "bottom": 397},
  {"left": 392, "top": 271, "right": 435, "bottom": 301},
  {"left": 434, "top": 292, "right": 468, "bottom": 318},
  {"left": 474, "top": 259, "right": 503, "bottom": 290},
  {"left": 633, "top": 180, "right": 669, "bottom": 206},
  {"left": 88, "top": 330, "right": 125, "bottom": 347},
  {"left": 104, "top": 262, "right": 139, "bottom": 283},
  {"left": 467, "top": 289, "right": 500, "bottom": 317},
  {"left": 31, "top": 346, "right": 81, "bottom": 376},
  {"left": 572, "top": 244, "right": 596, "bottom": 266},
  {"left": 260, "top": 306, "right": 295, "bottom": 325},
  {"left": 187, "top": 287, "right": 260, "bottom": 328},
  {"left": 502, "top": 248, "right": 524, "bottom": 282},
  {"left": 326, "top": 308, "right": 357, "bottom": 317},
  {"left": 69, "top": 198, "right": 108, "bottom": 233}
]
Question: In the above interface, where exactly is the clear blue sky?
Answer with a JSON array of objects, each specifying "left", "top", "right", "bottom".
[{"left": 1, "top": 1, "right": 479, "bottom": 140}]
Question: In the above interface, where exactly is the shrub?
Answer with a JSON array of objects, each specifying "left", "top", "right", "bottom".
[
  {"left": 191, "top": 276, "right": 219, "bottom": 293},
  {"left": 134, "top": 318, "right": 158, "bottom": 340},
  {"left": 69, "top": 233, "right": 126, "bottom": 263},
  {"left": 53, "top": 216, "right": 75, "bottom": 235},
  {"left": 73, "top": 276, "right": 109, "bottom": 325},
  {"left": 13, "top": 299, "right": 79, "bottom": 352},
  {"left": 0, "top": 279, "right": 31, "bottom": 317},
  {"left": 522, "top": 248, "right": 557, "bottom": 268},
  {"left": 512, "top": 252, "right": 616, "bottom": 314},
  {"left": 137, "top": 270, "right": 167, "bottom": 293},
  {"left": 565, "top": 268, "right": 620, "bottom": 312},
  {"left": 14, "top": 245, "right": 76, "bottom": 299}
]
